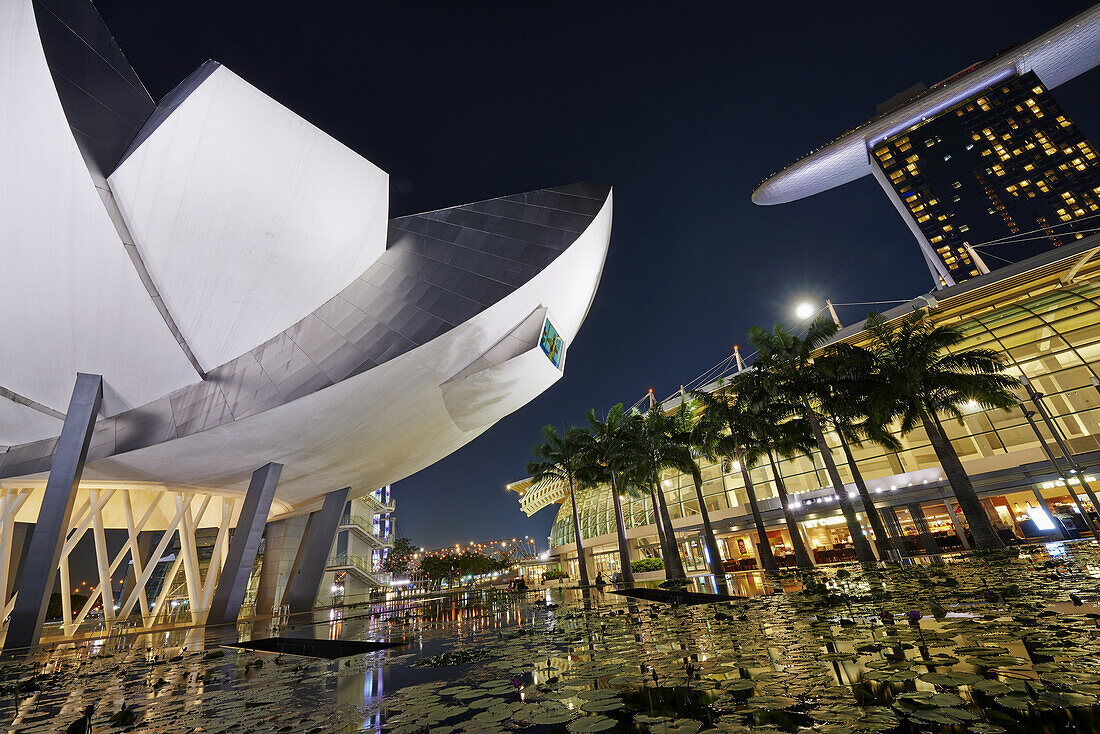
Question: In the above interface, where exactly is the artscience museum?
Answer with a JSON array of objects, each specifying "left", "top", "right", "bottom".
[{"left": 0, "top": 0, "right": 611, "bottom": 650}]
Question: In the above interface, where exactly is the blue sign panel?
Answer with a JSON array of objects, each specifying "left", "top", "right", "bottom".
[{"left": 539, "top": 318, "right": 564, "bottom": 368}]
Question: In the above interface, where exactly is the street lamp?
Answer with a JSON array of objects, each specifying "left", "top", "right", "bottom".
[
  {"left": 794, "top": 301, "right": 817, "bottom": 321},
  {"left": 794, "top": 299, "right": 842, "bottom": 327}
]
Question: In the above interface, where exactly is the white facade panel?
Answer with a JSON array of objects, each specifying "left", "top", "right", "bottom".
[
  {"left": 0, "top": 0, "right": 202, "bottom": 416},
  {"left": 0, "top": 399, "right": 62, "bottom": 447},
  {"left": 109, "top": 65, "right": 390, "bottom": 372}
]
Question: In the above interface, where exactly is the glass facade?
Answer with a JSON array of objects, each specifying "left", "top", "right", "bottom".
[
  {"left": 873, "top": 71, "right": 1100, "bottom": 282},
  {"left": 549, "top": 274, "right": 1100, "bottom": 562}
]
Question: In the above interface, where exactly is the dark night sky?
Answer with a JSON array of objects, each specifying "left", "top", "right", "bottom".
[{"left": 95, "top": 0, "right": 1100, "bottom": 551}]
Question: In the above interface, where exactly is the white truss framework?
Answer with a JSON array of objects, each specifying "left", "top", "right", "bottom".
[
  {"left": 515, "top": 477, "right": 569, "bottom": 517},
  {"left": 0, "top": 487, "right": 237, "bottom": 642}
]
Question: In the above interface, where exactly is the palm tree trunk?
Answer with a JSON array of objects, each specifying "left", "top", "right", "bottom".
[
  {"left": 767, "top": 450, "right": 814, "bottom": 568},
  {"left": 837, "top": 434, "right": 905, "bottom": 560},
  {"left": 649, "top": 484, "right": 668, "bottom": 553},
  {"left": 689, "top": 466, "right": 729, "bottom": 592},
  {"left": 609, "top": 473, "right": 635, "bottom": 587},
  {"left": 736, "top": 448, "right": 779, "bottom": 573},
  {"left": 804, "top": 408, "right": 877, "bottom": 564},
  {"left": 567, "top": 478, "right": 591, "bottom": 586},
  {"left": 651, "top": 473, "right": 687, "bottom": 581},
  {"left": 920, "top": 414, "right": 1004, "bottom": 551}
]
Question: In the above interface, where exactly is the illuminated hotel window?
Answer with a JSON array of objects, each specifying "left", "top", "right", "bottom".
[{"left": 870, "top": 71, "right": 1100, "bottom": 282}]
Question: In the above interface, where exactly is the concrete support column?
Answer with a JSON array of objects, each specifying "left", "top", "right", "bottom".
[
  {"left": 745, "top": 534, "right": 761, "bottom": 564},
  {"left": 907, "top": 503, "right": 940, "bottom": 555},
  {"left": 880, "top": 506, "right": 903, "bottom": 537},
  {"left": 6, "top": 523, "right": 33, "bottom": 603},
  {"left": 944, "top": 500, "right": 972, "bottom": 550},
  {"left": 207, "top": 463, "right": 282, "bottom": 626},
  {"left": 282, "top": 487, "right": 350, "bottom": 615},
  {"left": 979, "top": 498, "right": 1006, "bottom": 540},
  {"left": 4, "top": 373, "right": 102, "bottom": 654},
  {"left": 580, "top": 545, "right": 596, "bottom": 585},
  {"left": 880, "top": 506, "right": 908, "bottom": 557},
  {"left": 796, "top": 522, "right": 814, "bottom": 564},
  {"left": 255, "top": 520, "right": 288, "bottom": 617},
  {"left": 870, "top": 159, "right": 956, "bottom": 285}
]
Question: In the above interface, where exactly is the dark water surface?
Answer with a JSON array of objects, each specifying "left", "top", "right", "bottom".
[{"left": 5, "top": 542, "right": 1100, "bottom": 732}]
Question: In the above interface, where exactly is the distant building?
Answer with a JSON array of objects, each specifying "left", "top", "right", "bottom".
[
  {"left": 872, "top": 71, "right": 1100, "bottom": 282},
  {"left": 321, "top": 488, "right": 396, "bottom": 606},
  {"left": 752, "top": 4, "right": 1100, "bottom": 287}
]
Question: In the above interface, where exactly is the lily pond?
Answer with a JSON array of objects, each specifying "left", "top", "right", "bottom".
[{"left": 7, "top": 542, "right": 1100, "bottom": 733}]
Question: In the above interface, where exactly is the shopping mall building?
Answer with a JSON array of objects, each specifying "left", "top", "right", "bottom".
[{"left": 513, "top": 235, "right": 1100, "bottom": 581}]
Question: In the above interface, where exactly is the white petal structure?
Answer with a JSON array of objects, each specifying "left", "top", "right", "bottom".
[
  {"left": 0, "top": 0, "right": 613, "bottom": 513},
  {"left": 0, "top": 0, "right": 200, "bottom": 430},
  {"left": 110, "top": 62, "right": 389, "bottom": 372}
]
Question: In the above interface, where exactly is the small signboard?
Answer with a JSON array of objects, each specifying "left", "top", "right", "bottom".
[{"left": 539, "top": 317, "right": 564, "bottom": 368}]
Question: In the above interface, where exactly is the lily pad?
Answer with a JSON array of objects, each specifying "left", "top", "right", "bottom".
[{"left": 567, "top": 715, "right": 618, "bottom": 732}]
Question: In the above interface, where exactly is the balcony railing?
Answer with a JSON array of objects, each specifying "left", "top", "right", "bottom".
[
  {"left": 326, "top": 554, "right": 390, "bottom": 586},
  {"left": 338, "top": 514, "right": 394, "bottom": 547},
  {"left": 360, "top": 495, "right": 396, "bottom": 514}
]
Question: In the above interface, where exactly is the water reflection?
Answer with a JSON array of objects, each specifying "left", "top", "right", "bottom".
[{"left": 8, "top": 543, "right": 1100, "bottom": 732}]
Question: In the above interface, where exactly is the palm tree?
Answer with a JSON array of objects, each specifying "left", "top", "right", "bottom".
[
  {"left": 580, "top": 405, "right": 645, "bottom": 587},
  {"left": 668, "top": 398, "right": 730, "bottom": 592},
  {"left": 527, "top": 425, "right": 592, "bottom": 587},
  {"left": 762, "top": 440, "right": 815, "bottom": 568},
  {"left": 693, "top": 380, "right": 779, "bottom": 574},
  {"left": 815, "top": 349, "right": 907, "bottom": 560},
  {"left": 747, "top": 317, "right": 878, "bottom": 564},
  {"left": 633, "top": 404, "right": 689, "bottom": 582},
  {"left": 860, "top": 309, "right": 1019, "bottom": 551},
  {"left": 741, "top": 379, "right": 817, "bottom": 569}
]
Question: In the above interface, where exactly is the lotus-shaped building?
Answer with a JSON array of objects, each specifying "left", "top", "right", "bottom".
[{"left": 0, "top": 0, "right": 611, "bottom": 649}]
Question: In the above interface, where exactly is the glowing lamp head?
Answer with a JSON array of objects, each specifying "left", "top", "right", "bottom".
[{"left": 794, "top": 301, "right": 816, "bottom": 321}]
